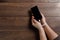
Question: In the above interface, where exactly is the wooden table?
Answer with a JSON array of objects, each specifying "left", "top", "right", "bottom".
[{"left": 0, "top": 0, "right": 60, "bottom": 40}]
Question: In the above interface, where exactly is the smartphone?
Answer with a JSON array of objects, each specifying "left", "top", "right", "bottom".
[{"left": 31, "top": 6, "right": 42, "bottom": 21}]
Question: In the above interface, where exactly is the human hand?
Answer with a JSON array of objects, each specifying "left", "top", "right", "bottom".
[
  {"left": 41, "top": 13, "right": 47, "bottom": 25},
  {"left": 32, "top": 16, "right": 42, "bottom": 30}
]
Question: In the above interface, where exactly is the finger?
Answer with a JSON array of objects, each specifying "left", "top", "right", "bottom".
[
  {"left": 32, "top": 16, "right": 36, "bottom": 23},
  {"left": 32, "top": 16, "right": 41, "bottom": 23},
  {"left": 31, "top": 16, "right": 34, "bottom": 23},
  {"left": 32, "top": 16, "right": 34, "bottom": 19},
  {"left": 33, "top": 19, "right": 38, "bottom": 23},
  {"left": 32, "top": 18, "right": 35, "bottom": 26},
  {"left": 32, "top": 20, "right": 34, "bottom": 25}
]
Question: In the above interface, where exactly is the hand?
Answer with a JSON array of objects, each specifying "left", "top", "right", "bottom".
[
  {"left": 32, "top": 16, "right": 42, "bottom": 30},
  {"left": 41, "top": 13, "right": 47, "bottom": 25}
]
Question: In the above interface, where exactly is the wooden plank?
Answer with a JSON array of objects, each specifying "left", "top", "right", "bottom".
[
  {"left": 0, "top": 31, "right": 35, "bottom": 40},
  {"left": 0, "top": 7, "right": 60, "bottom": 17},
  {"left": 0, "top": 0, "right": 48, "bottom": 3},
  {"left": 0, "top": 17, "right": 29, "bottom": 31},
  {"left": 1, "top": 8, "right": 60, "bottom": 17},
  {"left": 0, "top": 3, "right": 60, "bottom": 16},
  {"left": 0, "top": 3, "right": 60, "bottom": 17},
  {"left": 0, "top": 0, "right": 60, "bottom": 3},
  {"left": 0, "top": 17, "right": 60, "bottom": 40},
  {"left": 0, "top": 17, "right": 59, "bottom": 34},
  {"left": 48, "top": 0, "right": 60, "bottom": 3},
  {"left": 40, "top": 7, "right": 60, "bottom": 17},
  {"left": 0, "top": 3, "right": 60, "bottom": 8}
]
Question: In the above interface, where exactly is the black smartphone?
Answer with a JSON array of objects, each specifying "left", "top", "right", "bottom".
[{"left": 31, "top": 6, "right": 42, "bottom": 21}]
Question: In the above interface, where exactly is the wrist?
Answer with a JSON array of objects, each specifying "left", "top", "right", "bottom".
[
  {"left": 42, "top": 23, "right": 48, "bottom": 27},
  {"left": 41, "top": 20, "right": 47, "bottom": 25},
  {"left": 38, "top": 25, "right": 44, "bottom": 30},
  {"left": 42, "top": 21, "right": 47, "bottom": 24}
]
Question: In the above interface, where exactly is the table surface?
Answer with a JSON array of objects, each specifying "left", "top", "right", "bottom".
[{"left": 0, "top": 0, "right": 60, "bottom": 40}]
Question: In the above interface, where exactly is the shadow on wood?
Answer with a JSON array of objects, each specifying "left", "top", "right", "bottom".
[{"left": 28, "top": 10, "right": 40, "bottom": 40}]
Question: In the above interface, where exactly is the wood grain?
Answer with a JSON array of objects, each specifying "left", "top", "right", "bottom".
[
  {"left": 0, "top": 31, "right": 35, "bottom": 40},
  {"left": 0, "top": 0, "right": 51, "bottom": 3},
  {"left": 0, "top": 17, "right": 60, "bottom": 40},
  {"left": 48, "top": 0, "right": 60, "bottom": 3},
  {"left": 0, "top": 17, "right": 29, "bottom": 31},
  {"left": 0, "top": 0, "right": 60, "bottom": 3},
  {"left": 0, "top": 3, "right": 60, "bottom": 40},
  {"left": 0, "top": 17, "right": 59, "bottom": 34},
  {"left": 0, "top": 3, "right": 60, "bottom": 17},
  {"left": 0, "top": 3, "right": 60, "bottom": 8}
]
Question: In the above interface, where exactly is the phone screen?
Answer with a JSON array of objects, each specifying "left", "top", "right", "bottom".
[{"left": 31, "top": 6, "right": 42, "bottom": 21}]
